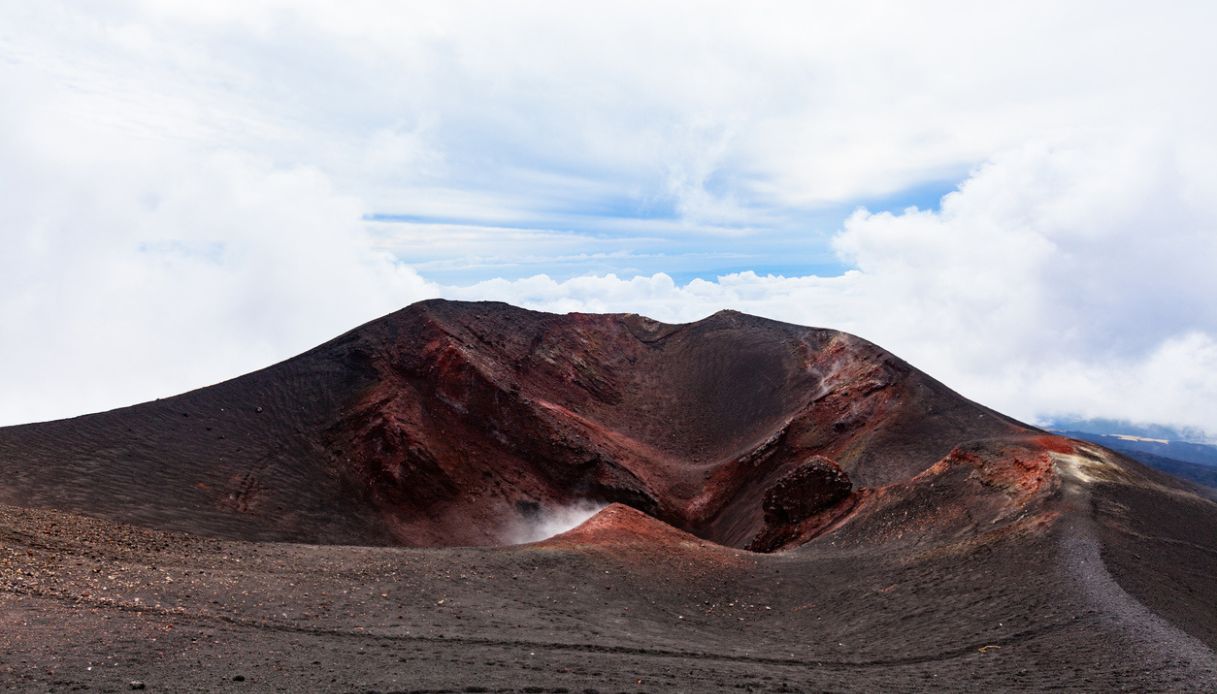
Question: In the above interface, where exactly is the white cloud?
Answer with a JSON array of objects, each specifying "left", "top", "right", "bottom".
[
  {"left": 0, "top": 73, "right": 437, "bottom": 424},
  {"left": 1, "top": 2, "right": 1216, "bottom": 439}
]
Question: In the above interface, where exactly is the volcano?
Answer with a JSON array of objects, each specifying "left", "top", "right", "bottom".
[{"left": 2, "top": 300, "right": 1216, "bottom": 691}]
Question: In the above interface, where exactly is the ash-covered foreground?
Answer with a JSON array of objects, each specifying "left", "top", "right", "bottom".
[
  {"left": 4, "top": 484, "right": 1216, "bottom": 692},
  {"left": 2, "top": 301, "right": 1216, "bottom": 691}
]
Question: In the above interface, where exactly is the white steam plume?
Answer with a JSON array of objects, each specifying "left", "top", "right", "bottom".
[{"left": 506, "top": 500, "right": 606, "bottom": 545}]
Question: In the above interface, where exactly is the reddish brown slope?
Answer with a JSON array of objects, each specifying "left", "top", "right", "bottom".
[{"left": 0, "top": 299, "right": 1032, "bottom": 549}]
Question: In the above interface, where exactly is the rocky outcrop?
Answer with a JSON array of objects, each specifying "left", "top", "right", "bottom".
[{"left": 762, "top": 456, "right": 853, "bottom": 524}]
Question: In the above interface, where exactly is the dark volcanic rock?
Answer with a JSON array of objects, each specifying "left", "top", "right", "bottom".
[{"left": 761, "top": 456, "right": 852, "bottom": 525}]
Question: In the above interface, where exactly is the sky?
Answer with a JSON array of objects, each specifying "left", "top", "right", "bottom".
[{"left": 2, "top": 1, "right": 1217, "bottom": 439}]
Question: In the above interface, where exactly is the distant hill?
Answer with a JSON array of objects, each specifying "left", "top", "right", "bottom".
[
  {"left": 1112, "top": 450, "right": 1217, "bottom": 496},
  {"left": 1054, "top": 430, "right": 1217, "bottom": 469},
  {"left": 1050, "top": 421, "right": 1217, "bottom": 493},
  {"left": 1046, "top": 417, "right": 1215, "bottom": 445},
  {"left": 1047, "top": 417, "right": 1217, "bottom": 468}
]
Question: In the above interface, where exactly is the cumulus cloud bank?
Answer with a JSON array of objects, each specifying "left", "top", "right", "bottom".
[{"left": 2, "top": 3, "right": 1216, "bottom": 437}]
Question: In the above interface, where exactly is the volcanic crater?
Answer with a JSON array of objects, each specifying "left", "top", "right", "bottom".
[
  {"left": 2, "top": 300, "right": 1216, "bottom": 691},
  {"left": 0, "top": 300, "right": 1034, "bottom": 550}
]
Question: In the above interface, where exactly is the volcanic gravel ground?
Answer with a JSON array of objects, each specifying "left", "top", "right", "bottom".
[{"left": 3, "top": 494, "right": 1215, "bottom": 692}]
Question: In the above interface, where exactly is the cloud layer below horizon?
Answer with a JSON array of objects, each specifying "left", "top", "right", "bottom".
[{"left": 2, "top": 2, "right": 1217, "bottom": 438}]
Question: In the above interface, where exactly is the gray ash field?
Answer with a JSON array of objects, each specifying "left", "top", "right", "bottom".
[{"left": 2, "top": 300, "right": 1216, "bottom": 692}]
